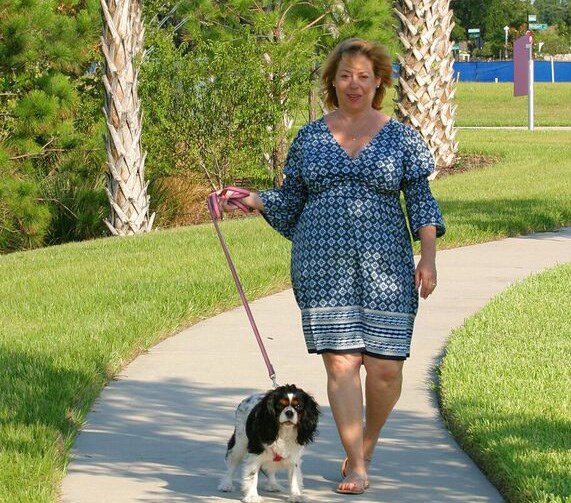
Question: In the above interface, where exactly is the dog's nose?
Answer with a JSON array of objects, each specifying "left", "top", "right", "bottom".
[{"left": 285, "top": 409, "right": 294, "bottom": 419}]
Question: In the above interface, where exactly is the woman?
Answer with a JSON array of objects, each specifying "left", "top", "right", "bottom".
[{"left": 219, "top": 38, "right": 445, "bottom": 494}]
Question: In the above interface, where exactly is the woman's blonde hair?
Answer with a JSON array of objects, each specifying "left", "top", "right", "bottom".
[{"left": 321, "top": 38, "right": 393, "bottom": 111}]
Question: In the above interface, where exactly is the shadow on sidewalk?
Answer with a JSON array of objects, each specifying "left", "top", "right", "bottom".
[{"left": 69, "top": 377, "right": 502, "bottom": 501}]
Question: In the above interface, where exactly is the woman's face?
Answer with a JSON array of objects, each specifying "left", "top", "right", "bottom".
[{"left": 333, "top": 53, "right": 381, "bottom": 113}]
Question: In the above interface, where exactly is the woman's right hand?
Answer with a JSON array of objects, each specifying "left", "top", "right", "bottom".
[{"left": 217, "top": 190, "right": 264, "bottom": 213}]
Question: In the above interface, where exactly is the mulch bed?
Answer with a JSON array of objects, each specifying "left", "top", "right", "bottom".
[{"left": 435, "top": 153, "right": 498, "bottom": 178}]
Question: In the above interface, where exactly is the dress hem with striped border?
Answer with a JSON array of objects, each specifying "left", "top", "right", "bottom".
[{"left": 301, "top": 305, "right": 414, "bottom": 360}]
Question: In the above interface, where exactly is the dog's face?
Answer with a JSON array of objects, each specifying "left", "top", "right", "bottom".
[
  {"left": 259, "top": 384, "right": 320, "bottom": 445},
  {"left": 276, "top": 388, "right": 309, "bottom": 426}
]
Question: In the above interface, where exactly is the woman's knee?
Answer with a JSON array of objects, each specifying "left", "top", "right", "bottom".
[
  {"left": 322, "top": 352, "right": 362, "bottom": 379},
  {"left": 364, "top": 357, "right": 403, "bottom": 384}
]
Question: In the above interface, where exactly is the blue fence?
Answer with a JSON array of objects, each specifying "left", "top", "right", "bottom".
[{"left": 452, "top": 61, "right": 571, "bottom": 82}]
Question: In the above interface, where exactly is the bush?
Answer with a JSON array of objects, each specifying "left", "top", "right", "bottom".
[
  {"left": 139, "top": 28, "right": 312, "bottom": 191},
  {"left": 41, "top": 170, "right": 107, "bottom": 246},
  {"left": 536, "top": 25, "right": 571, "bottom": 56},
  {"left": 0, "top": 176, "right": 51, "bottom": 252}
]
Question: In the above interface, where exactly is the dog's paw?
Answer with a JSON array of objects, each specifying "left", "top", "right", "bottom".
[
  {"left": 288, "top": 494, "right": 308, "bottom": 502},
  {"left": 217, "top": 479, "right": 235, "bottom": 492},
  {"left": 242, "top": 495, "right": 264, "bottom": 503},
  {"left": 264, "top": 481, "right": 285, "bottom": 492}
]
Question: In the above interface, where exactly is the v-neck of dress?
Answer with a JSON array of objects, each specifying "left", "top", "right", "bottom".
[{"left": 321, "top": 116, "right": 394, "bottom": 162}]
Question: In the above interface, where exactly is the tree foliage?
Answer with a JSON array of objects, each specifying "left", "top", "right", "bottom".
[
  {"left": 451, "top": 0, "right": 570, "bottom": 56},
  {"left": 535, "top": 24, "right": 571, "bottom": 55},
  {"left": 1, "top": 0, "right": 398, "bottom": 251},
  {"left": 484, "top": 0, "right": 528, "bottom": 54},
  {"left": 140, "top": 28, "right": 312, "bottom": 190},
  {"left": 139, "top": 0, "right": 397, "bottom": 189},
  {"left": 0, "top": 0, "right": 106, "bottom": 252},
  {"left": 534, "top": 0, "right": 569, "bottom": 28}
]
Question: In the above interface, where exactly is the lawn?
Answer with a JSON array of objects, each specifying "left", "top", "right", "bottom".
[
  {"left": 382, "top": 82, "right": 571, "bottom": 127},
  {"left": 0, "top": 219, "right": 292, "bottom": 501},
  {"left": 439, "top": 264, "right": 571, "bottom": 502},
  {"left": 433, "top": 129, "right": 571, "bottom": 249},
  {"left": 453, "top": 82, "right": 571, "bottom": 127},
  {"left": 0, "top": 84, "right": 570, "bottom": 501}
]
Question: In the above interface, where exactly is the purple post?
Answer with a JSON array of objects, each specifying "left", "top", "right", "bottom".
[{"left": 514, "top": 34, "right": 532, "bottom": 96}]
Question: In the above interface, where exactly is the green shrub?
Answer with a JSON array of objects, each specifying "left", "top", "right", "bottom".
[{"left": 0, "top": 177, "right": 51, "bottom": 252}]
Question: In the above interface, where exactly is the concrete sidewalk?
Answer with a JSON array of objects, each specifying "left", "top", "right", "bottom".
[{"left": 62, "top": 228, "right": 571, "bottom": 502}]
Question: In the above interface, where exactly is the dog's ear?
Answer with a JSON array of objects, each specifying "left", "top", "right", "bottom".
[
  {"left": 246, "top": 390, "right": 279, "bottom": 452},
  {"left": 259, "top": 389, "right": 280, "bottom": 443},
  {"left": 297, "top": 392, "right": 320, "bottom": 445}
]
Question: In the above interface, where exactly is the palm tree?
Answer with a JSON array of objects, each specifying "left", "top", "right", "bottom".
[
  {"left": 394, "top": 0, "right": 458, "bottom": 173},
  {"left": 101, "top": 0, "right": 154, "bottom": 235}
]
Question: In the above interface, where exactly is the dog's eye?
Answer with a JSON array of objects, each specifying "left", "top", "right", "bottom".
[{"left": 291, "top": 398, "right": 303, "bottom": 411}]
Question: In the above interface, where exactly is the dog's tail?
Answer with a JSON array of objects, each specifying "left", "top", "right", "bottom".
[{"left": 225, "top": 430, "right": 236, "bottom": 459}]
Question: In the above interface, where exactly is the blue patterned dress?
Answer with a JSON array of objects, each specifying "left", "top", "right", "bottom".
[{"left": 258, "top": 117, "right": 445, "bottom": 360}]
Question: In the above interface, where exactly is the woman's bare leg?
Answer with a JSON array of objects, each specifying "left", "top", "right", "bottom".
[
  {"left": 322, "top": 353, "right": 368, "bottom": 492},
  {"left": 362, "top": 356, "right": 404, "bottom": 465}
]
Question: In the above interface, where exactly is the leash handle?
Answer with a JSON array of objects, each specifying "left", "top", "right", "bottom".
[
  {"left": 209, "top": 186, "right": 251, "bottom": 220},
  {"left": 208, "top": 189, "right": 278, "bottom": 388}
]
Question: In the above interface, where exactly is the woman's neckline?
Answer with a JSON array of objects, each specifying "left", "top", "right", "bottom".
[{"left": 320, "top": 114, "right": 394, "bottom": 161}]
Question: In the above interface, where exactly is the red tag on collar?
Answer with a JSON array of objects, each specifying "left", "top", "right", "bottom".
[{"left": 273, "top": 452, "right": 284, "bottom": 462}]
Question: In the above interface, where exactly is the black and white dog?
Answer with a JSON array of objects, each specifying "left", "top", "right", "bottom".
[{"left": 218, "top": 384, "right": 320, "bottom": 502}]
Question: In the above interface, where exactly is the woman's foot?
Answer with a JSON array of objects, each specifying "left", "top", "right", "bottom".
[
  {"left": 339, "top": 458, "right": 369, "bottom": 494},
  {"left": 336, "top": 471, "right": 368, "bottom": 494},
  {"left": 341, "top": 456, "right": 373, "bottom": 477}
]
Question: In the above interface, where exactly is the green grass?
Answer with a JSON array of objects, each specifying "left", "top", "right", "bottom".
[
  {"left": 1, "top": 128, "right": 570, "bottom": 501},
  {"left": 381, "top": 83, "right": 571, "bottom": 127},
  {"left": 302, "top": 82, "right": 571, "bottom": 130},
  {"left": 438, "top": 264, "right": 571, "bottom": 502},
  {"left": 432, "top": 129, "right": 571, "bottom": 249},
  {"left": 0, "top": 220, "right": 292, "bottom": 501},
  {"left": 453, "top": 82, "right": 571, "bottom": 127}
]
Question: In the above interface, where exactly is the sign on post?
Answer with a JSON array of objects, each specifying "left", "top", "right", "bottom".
[
  {"left": 468, "top": 28, "right": 483, "bottom": 49},
  {"left": 514, "top": 34, "right": 530, "bottom": 96},
  {"left": 529, "top": 23, "right": 548, "bottom": 30},
  {"left": 513, "top": 32, "right": 535, "bottom": 130}
]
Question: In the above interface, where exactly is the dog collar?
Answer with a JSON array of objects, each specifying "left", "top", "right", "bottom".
[{"left": 272, "top": 450, "right": 286, "bottom": 462}]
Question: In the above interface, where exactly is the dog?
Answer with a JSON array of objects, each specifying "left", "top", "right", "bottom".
[{"left": 218, "top": 384, "right": 320, "bottom": 502}]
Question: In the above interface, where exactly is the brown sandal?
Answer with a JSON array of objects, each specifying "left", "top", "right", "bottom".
[
  {"left": 341, "top": 457, "right": 349, "bottom": 478},
  {"left": 340, "top": 458, "right": 369, "bottom": 491},
  {"left": 336, "top": 473, "right": 368, "bottom": 494}
]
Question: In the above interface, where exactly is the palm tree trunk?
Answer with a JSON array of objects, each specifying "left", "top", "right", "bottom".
[
  {"left": 394, "top": 0, "right": 458, "bottom": 172},
  {"left": 101, "top": 0, "right": 155, "bottom": 235}
]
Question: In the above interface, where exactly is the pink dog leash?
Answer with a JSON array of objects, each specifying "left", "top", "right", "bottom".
[{"left": 207, "top": 187, "right": 278, "bottom": 388}]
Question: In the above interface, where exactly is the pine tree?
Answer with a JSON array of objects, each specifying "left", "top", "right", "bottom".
[{"left": 0, "top": 0, "right": 104, "bottom": 252}]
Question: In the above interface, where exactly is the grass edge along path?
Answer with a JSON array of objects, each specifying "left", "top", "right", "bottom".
[
  {"left": 0, "top": 219, "right": 292, "bottom": 502},
  {"left": 438, "top": 264, "right": 571, "bottom": 503},
  {"left": 0, "top": 128, "right": 569, "bottom": 501}
]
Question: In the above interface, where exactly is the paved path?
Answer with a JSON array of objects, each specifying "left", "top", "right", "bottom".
[{"left": 62, "top": 228, "right": 571, "bottom": 502}]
